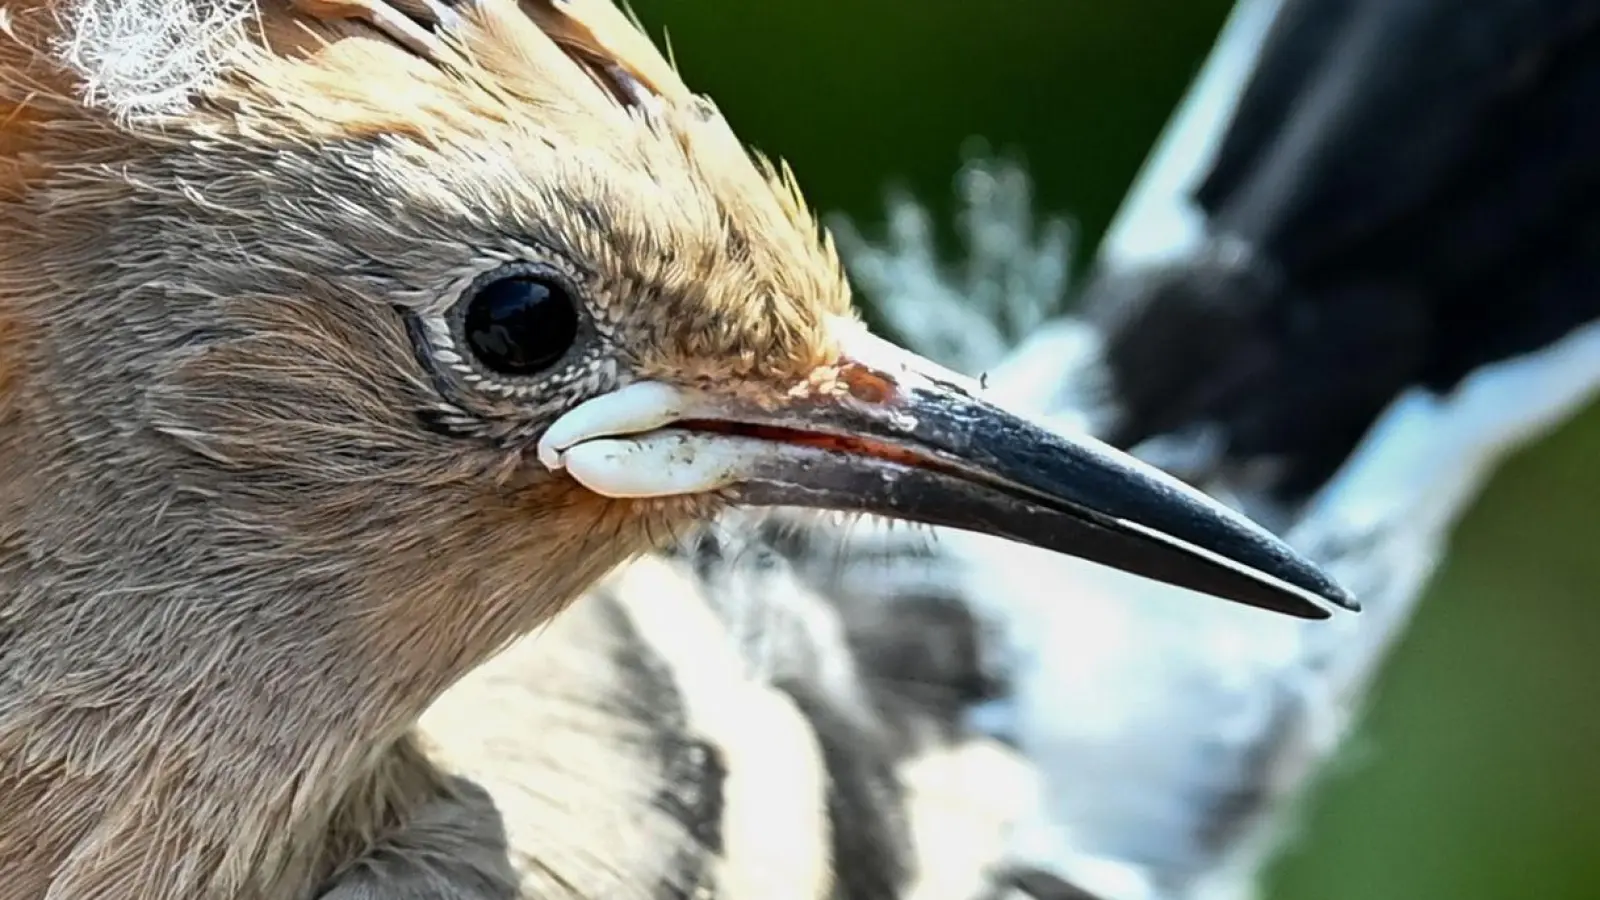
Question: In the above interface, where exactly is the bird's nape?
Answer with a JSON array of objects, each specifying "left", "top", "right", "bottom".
[{"left": 540, "top": 318, "right": 1354, "bottom": 619}]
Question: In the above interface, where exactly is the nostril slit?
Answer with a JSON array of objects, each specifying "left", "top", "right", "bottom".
[{"left": 840, "top": 366, "right": 896, "bottom": 405}]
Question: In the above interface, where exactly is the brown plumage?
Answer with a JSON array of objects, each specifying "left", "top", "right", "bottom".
[
  {"left": 0, "top": 3, "right": 847, "bottom": 894},
  {"left": 0, "top": 1, "right": 1350, "bottom": 897}
]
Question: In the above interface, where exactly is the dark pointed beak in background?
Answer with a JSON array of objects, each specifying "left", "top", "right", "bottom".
[{"left": 538, "top": 323, "right": 1356, "bottom": 619}]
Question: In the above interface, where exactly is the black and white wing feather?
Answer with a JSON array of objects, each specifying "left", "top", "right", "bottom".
[{"left": 832, "top": 0, "right": 1600, "bottom": 897}]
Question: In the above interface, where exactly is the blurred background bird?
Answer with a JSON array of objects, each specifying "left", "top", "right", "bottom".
[
  {"left": 774, "top": 0, "right": 1600, "bottom": 897},
  {"left": 3, "top": 0, "right": 1598, "bottom": 899}
]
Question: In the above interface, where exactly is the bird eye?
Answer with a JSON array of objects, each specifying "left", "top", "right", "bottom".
[{"left": 460, "top": 271, "right": 581, "bottom": 377}]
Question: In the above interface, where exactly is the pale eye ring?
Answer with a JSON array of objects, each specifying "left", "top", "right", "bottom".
[{"left": 455, "top": 263, "right": 582, "bottom": 377}]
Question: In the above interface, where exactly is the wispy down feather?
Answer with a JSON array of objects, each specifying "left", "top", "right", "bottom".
[{"left": 49, "top": 0, "right": 254, "bottom": 119}]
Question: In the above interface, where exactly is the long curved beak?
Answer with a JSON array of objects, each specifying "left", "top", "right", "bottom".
[{"left": 538, "top": 321, "right": 1356, "bottom": 619}]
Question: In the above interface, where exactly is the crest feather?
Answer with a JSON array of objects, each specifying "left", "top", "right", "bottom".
[
  {"left": 519, "top": 0, "right": 693, "bottom": 108},
  {"left": 2, "top": 0, "right": 850, "bottom": 348}
]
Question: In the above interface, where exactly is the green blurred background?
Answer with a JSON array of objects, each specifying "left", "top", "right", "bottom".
[{"left": 626, "top": 2, "right": 1600, "bottom": 898}]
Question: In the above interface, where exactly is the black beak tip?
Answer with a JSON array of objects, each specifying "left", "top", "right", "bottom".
[
  {"left": 1262, "top": 548, "right": 1360, "bottom": 618},
  {"left": 1114, "top": 504, "right": 1359, "bottom": 619},
  {"left": 1293, "top": 584, "right": 1354, "bottom": 620},
  {"left": 1314, "top": 575, "right": 1361, "bottom": 614}
]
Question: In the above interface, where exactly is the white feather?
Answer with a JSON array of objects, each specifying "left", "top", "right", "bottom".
[
  {"left": 50, "top": 0, "right": 253, "bottom": 120},
  {"left": 830, "top": 156, "right": 1075, "bottom": 378}
]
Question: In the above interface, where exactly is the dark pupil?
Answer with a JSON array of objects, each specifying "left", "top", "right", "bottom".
[{"left": 463, "top": 275, "right": 580, "bottom": 376}]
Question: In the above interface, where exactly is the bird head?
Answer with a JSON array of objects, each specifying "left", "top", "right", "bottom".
[{"left": 0, "top": 0, "right": 1351, "bottom": 892}]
